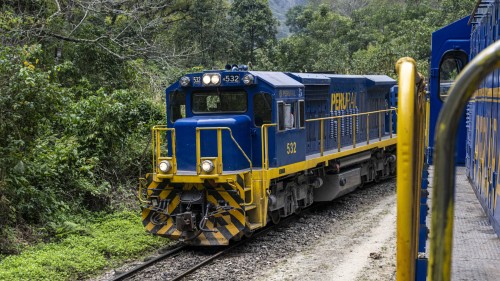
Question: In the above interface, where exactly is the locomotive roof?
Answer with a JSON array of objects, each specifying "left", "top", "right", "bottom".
[
  {"left": 324, "top": 74, "right": 395, "bottom": 87},
  {"left": 286, "top": 73, "right": 331, "bottom": 85},
  {"left": 249, "top": 71, "right": 304, "bottom": 88},
  {"left": 287, "top": 73, "right": 395, "bottom": 87},
  {"left": 469, "top": 0, "right": 494, "bottom": 25}
]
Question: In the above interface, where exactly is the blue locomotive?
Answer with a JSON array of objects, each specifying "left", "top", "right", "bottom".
[
  {"left": 140, "top": 66, "right": 397, "bottom": 245},
  {"left": 429, "top": 0, "right": 500, "bottom": 237}
]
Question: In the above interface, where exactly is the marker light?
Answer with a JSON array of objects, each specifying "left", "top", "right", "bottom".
[
  {"left": 243, "top": 74, "right": 254, "bottom": 85},
  {"left": 201, "top": 160, "right": 215, "bottom": 173},
  {"left": 158, "top": 160, "right": 171, "bottom": 173},
  {"left": 180, "top": 76, "right": 190, "bottom": 87}
]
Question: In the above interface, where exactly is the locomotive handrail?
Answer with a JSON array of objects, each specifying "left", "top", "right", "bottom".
[
  {"left": 151, "top": 125, "right": 176, "bottom": 174},
  {"left": 195, "top": 127, "right": 253, "bottom": 172},
  {"left": 260, "top": 123, "right": 277, "bottom": 171},
  {"left": 305, "top": 108, "right": 397, "bottom": 155},
  {"left": 195, "top": 127, "right": 254, "bottom": 206},
  {"left": 428, "top": 40, "right": 500, "bottom": 281},
  {"left": 395, "top": 57, "right": 427, "bottom": 281}
]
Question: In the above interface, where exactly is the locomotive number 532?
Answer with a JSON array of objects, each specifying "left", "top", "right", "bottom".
[{"left": 287, "top": 142, "right": 297, "bottom": 154}]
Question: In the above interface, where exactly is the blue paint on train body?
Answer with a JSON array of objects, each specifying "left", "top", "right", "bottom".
[
  {"left": 431, "top": 1, "right": 500, "bottom": 237},
  {"left": 429, "top": 16, "right": 471, "bottom": 165},
  {"left": 164, "top": 70, "right": 395, "bottom": 174}
]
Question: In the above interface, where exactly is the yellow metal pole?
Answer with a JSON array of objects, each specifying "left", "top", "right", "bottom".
[
  {"left": 390, "top": 109, "right": 393, "bottom": 139},
  {"left": 367, "top": 114, "right": 370, "bottom": 144},
  {"left": 171, "top": 129, "right": 177, "bottom": 171},
  {"left": 395, "top": 57, "right": 418, "bottom": 281},
  {"left": 196, "top": 128, "right": 201, "bottom": 174},
  {"left": 353, "top": 115, "right": 356, "bottom": 148},
  {"left": 338, "top": 117, "right": 341, "bottom": 152},
  {"left": 217, "top": 128, "right": 223, "bottom": 174},
  {"left": 152, "top": 127, "right": 156, "bottom": 173},
  {"left": 320, "top": 119, "right": 324, "bottom": 156},
  {"left": 379, "top": 112, "right": 382, "bottom": 141}
]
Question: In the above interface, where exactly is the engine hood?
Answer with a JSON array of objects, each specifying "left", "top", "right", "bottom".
[{"left": 174, "top": 115, "right": 252, "bottom": 172}]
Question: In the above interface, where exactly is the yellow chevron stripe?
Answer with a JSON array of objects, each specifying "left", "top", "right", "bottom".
[
  {"left": 168, "top": 196, "right": 180, "bottom": 213},
  {"left": 145, "top": 222, "right": 155, "bottom": 232},
  {"left": 222, "top": 216, "right": 240, "bottom": 236}
]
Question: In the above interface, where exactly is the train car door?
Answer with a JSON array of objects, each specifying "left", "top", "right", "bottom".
[
  {"left": 429, "top": 16, "right": 471, "bottom": 164},
  {"left": 275, "top": 89, "right": 306, "bottom": 167}
]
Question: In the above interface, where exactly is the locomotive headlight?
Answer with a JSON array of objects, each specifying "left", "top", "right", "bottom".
[
  {"left": 210, "top": 74, "right": 221, "bottom": 85},
  {"left": 243, "top": 74, "right": 254, "bottom": 85},
  {"left": 180, "top": 76, "right": 190, "bottom": 87},
  {"left": 202, "top": 73, "right": 221, "bottom": 86},
  {"left": 158, "top": 160, "right": 171, "bottom": 173},
  {"left": 202, "top": 74, "right": 212, "bottom": 85},
  {"left": 201, "top": 160, "right": 215, "bottom": 173}
]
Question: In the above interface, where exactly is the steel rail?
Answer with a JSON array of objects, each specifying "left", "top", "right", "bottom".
[
  {"left": 168, "top": 207, "right": 313, "bottom": 281},
  {"left": 428, "top": 40, "right": 500, "bottom": 281},
  {"left": 110, "top": 244, "right": 187, "bottom": 281}
]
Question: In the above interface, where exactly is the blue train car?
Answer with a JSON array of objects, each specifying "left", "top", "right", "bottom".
[
  {"left": 140, "top": 66, "right": 397, "bottom": 245},
  {"left": 467, "top": 0, "right": 500, "bottom": 235},
  {"left": 431, "top": 0, "right": 500, "bottom": 236}
]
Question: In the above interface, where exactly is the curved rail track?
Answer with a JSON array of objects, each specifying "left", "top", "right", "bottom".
[{"left": 110, "top": 210, "right": 306, "bottom": 281}]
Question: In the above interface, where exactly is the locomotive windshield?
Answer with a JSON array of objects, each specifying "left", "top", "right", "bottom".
[{"left": 192, "top": 90, "right": 247, "bottom": 113}]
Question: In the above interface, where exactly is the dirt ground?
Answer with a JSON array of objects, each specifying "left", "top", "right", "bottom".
[{"left": 254, "top": 193, "right": 397, "bottom": 281}]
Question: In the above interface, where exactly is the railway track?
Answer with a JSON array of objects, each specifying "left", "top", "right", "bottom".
[
  {"left": 111, "top": 244, "right": 187, "bottom": 281},
  {"left": 109, "top": 212, "right": 303, "bottom": 281},
  {"left": 106, "top": 179, "right": 395, "bottom": 281}
]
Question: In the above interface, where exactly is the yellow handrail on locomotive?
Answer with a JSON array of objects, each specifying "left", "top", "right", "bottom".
[
  {"left": 195, "top": 127, "right": 254, "bottom": 205},
  {"left": 428, "top": 40, "right": 500, "bottom": 281},
  {"left": 137, "top": 126, "right": 177, "bottom": 203},
  {"left": 394, "top": 57, "right": 427, "bottom": 281},
  {"left": 305, "top": 108, "right": 397, "bottom": 155},
  {"left": 152, "top": 125, "right": 177, "bottom": 176}
]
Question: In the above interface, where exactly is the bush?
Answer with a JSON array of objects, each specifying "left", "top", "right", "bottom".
[{"left": 0, "top": 45, "right": 164, "bottom": 253}]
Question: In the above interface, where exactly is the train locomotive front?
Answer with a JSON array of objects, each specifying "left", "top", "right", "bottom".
[{"left": 140, "top": 66, "right": 398, "bottom": 246}]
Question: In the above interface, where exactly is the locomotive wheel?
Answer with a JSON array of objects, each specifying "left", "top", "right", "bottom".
[
  {"left": 294, "top": 207, "right": 302, "bottom": 215},
  {"left": 270, "top": 210, "right": 281, "bottom": 224}
]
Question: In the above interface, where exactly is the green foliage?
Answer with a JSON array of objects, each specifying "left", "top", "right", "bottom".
[
  {"left": 0, "top": 44, "right": 164, "bottom": 252},
  {"left": 0, "top": 211, "right": 169, "bottom": 281},
  {"left": 266, "top": 0, "right": 475, "bottom": 76},
  {"left": 229, "top": 0, "right": 279, "bottom": 64}
]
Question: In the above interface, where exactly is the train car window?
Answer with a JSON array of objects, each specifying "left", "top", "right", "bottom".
[
  {"left": 170, "top": 90, "right": 186, "bottom": 123},
  {"left": 298, "top": 100, "right": 305, "bottom": 128},
  {"left": 278, "top": 102, "right": 285, "bottom": 131},
  {"left": 439, "top": 51, "right": 468, "bottom": 101},
  {"left": 285, "top": 104, "right": 293, "bottom": 129},
  {"left": 278, "top": 101, "right": 297, "bottom": 131},
  {"left": 253, "top": 93, "right": 272, "bottom": 127},
  {"left": 192, "top": 90, "right": 247, "bottom": 113}
]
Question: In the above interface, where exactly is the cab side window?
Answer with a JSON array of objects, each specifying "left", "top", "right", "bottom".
[
  {"left": 170, "top": 90, "right": 186, "bottom": 123},
  {"left": 254, "top": 93, "right": 272, "bottom": 127},
  {"left": 439, "top": 51, "right": 468, "bottom": 101},
  {"left": 277, "top": 101, "right": 297, "bottom": 131}
]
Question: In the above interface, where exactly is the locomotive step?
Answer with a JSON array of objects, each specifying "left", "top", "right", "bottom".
[
  {"left": 243, "top": 204, "right": 257, "bottom": 211},
  {"left": 248, "top": 222, "right": 262, "bottom": 230}
]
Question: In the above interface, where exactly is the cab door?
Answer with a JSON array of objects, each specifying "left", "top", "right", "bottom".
[
  {"left": 274, "top": 94, "right": 306, "bottom": 168},
  {"left": 429, "top": 16, "right": 471, "bottom": 164}
]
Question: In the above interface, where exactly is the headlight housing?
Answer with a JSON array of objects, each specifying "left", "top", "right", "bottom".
[
  {"left": 243, "top": 74, "right": 254, "bottom": 85},
  {"left": 158, "top": 160, "right": 171, "bottom": 173},
  {"left": 180, "top": 76, "right": 190, "bottom": 87},
  {"left": 202, "top": 73, "right": 221, "bottom": 86},
  {"left": 201, "top": 160, "right": 215, "bottom": 173}
]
